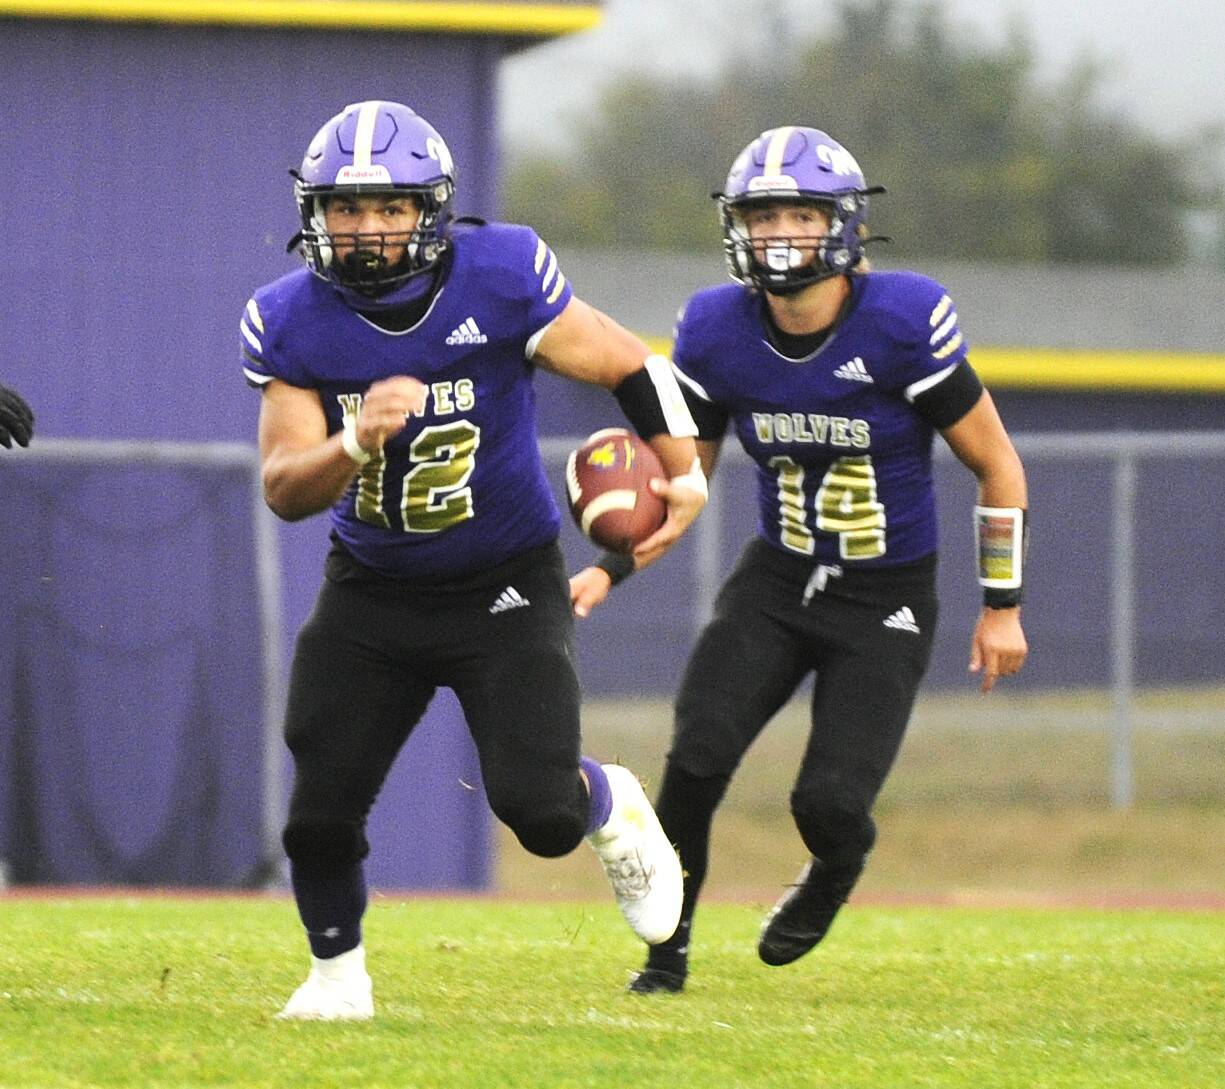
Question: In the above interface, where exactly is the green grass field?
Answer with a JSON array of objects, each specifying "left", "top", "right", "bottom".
[
  {"left": 3, "top": 694, "right": 1223, "bottom": 1088},
  {"left": 497, "top": 695, "right": 1225, "bottom": 901},
  {"left": 0, "top": 896, "right": 1221, "bottom": 1089}
]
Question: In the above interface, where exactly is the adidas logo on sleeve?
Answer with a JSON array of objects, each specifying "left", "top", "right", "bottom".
[{"left": 446, "top": 317, "right": 489, "bottom": 345}]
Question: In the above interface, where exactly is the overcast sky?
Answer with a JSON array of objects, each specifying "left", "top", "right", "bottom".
[{"left": 500, "top": 0, "right": 1225, "bottom": 154}]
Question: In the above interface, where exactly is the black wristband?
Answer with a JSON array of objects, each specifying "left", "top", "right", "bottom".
[
  {"left": 594, "top": 550, "right": 636, "bottom": 587},
  {"left": 983, "top": 586, "right": 1022, "bottom": 609}
]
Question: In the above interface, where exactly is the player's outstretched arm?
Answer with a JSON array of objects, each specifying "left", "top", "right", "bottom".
[
  {"left": 535, "top": 297, "right": 707, "bottom": 563},
  {"left": 0, "top": 383, "right": 34, "bottom": 449},
  {"left": 941, "top": 390, "right": 1029, "bottom": 693},
  {"left": 259, "top": 376, "right": 425, "bottom": 521}
]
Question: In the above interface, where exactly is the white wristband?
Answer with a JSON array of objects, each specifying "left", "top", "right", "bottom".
[
  {"left": 670, "top": 456, "right": 708, "bottom": 500},
  {"left": 341, "top": 420, "right": 372, "bottom": 466}
]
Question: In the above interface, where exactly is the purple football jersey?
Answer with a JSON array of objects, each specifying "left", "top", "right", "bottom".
[
  {"left": 241, "top": 221, "right": 573, "bottom": 580},
  {"left": 674, "top": 271, "right": 969, "bottom": 567}
]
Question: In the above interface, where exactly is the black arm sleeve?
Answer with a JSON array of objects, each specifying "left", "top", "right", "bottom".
[
  {"left": 682, "top": 385, "right": 730, "bottom": 442},
  {"left": 613, "top": 367, "right": 671, "bottom": 438},
  {"left": 911, "top": 359, "right": 984, "bottom": 430}
]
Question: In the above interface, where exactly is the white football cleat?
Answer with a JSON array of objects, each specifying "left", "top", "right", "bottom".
[
  {"left": 588, "top": 764, "right": 683, "bottom": 945},
  {"left": 275, "top": 945, "right": 373, "bottom": 1021}
]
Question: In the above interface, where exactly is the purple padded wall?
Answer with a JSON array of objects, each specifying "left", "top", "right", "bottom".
[
  {"left": 0, "top": 459, "right": 267, "bottom": 885},
  {"left": 0, "top": 20, "right": 504, "bottom": 888}
]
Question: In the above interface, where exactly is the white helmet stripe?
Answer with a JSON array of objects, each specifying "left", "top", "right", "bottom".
[
  {"left": 352, "top": 101, "right": 380, "bottom": 169},
  {"left": 764, "top": 126, "right": 796, "bottom": 177}
]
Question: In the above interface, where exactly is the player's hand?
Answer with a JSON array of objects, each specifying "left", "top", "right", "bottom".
[
  {"left": 570, "top": 566, "right": 614, "bottom": 618},
  {"left": 355, "top": 376, "right": 427, "bottom": 454},
  {"left": 969, "top": 607, "right": 1028, "bottom": 693},
  {"left": 0, "top": 384, "right": 34, "bottom": 449},
  {"left": 631, "top": 475, "right": 707, "bottom": 568}
]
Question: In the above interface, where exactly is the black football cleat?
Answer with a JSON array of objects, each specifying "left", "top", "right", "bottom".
[
  {"left": 758, "top": 858, "right": 863, "bottom": 967},
  {"left": 627, "top": 967, "right": 686, "bottom": 994}
]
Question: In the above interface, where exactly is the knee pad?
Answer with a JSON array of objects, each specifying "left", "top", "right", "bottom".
[
  {"left": 506, "top": 805, "right": 585, "bottom": 859},
  {"left": 670, "top": 704, "right": 751, "bottom": 781},
  {"left": 282, "top": 816, "right": 369, "bottom": 872},
  {"left": 790, "top": 788, "right": 876, "bottom": 867}
]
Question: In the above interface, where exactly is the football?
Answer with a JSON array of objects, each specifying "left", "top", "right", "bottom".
[{"left": 565, "top": 428, "right": 667, "bottom": 553}]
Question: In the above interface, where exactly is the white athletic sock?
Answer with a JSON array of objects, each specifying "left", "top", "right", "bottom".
[{"left": 311, "top": 943, "right": 366, "bottom": 981}]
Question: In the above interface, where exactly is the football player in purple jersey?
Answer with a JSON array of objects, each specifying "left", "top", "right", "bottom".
[
  {"left": 0, "top": 383, "right": 34, "bottom": 449},
  {"left": 241, "top": 101, "right": 707, "bottom": 1020},
  {"left": 571, "top": 126, "right": 1029, "bottom": 994}
]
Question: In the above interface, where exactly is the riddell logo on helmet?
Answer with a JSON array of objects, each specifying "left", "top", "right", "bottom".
[
  {"left": 335, "top": 165, "right": 393, "bottom": 184},
  {"left": 749, "top": 175, "right": 799, "bottom": 191}
]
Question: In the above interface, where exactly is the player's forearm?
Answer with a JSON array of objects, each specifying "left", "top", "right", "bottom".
[
  {"left": 646, "top": 434, "right": 699, "bottom": 480},
  {"left": 973, "top": 447, "right": 1027, "bottom": 510},
  {"left": 262, "top": 436, "right": 358, "bottom": 521}
]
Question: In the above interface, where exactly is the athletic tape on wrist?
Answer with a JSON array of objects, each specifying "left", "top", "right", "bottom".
[
  {"left": 671, "top": 456, "right": 708, "bottom": 500},
  {"left": 342, "top": 420, "right": 372, "bottom": 466}
]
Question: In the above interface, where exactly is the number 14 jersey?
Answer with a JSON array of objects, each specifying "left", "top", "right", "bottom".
[{"left": 672, "top": 270, "right": 972, "bottom": 568}]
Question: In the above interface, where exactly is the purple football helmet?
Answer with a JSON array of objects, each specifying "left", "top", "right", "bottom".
[
  {"left": 715, "top": 126, "right": 882, "bottom": 294},
  {"left": 293, "top": 100, "right": 456, "bottom": 308}
]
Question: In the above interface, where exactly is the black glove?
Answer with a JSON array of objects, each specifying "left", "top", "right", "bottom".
[{"left": 0, "top": 383, "right": 34, "bottom": 448}]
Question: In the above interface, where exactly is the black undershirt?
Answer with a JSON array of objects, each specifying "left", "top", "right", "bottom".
[{"left": 760, "top": 280, "right": 858, "bottom": 359}]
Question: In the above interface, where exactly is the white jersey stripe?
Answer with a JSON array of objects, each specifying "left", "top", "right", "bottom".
[
  {"left": 243, "top": 366, "right": 274, "bottom": 386},
  {"left": 245, "top": 298, "right": 264, "bottom": 333},
  {"left": 240, "top": 319, "right": 263, "bottom": 354},
  {"left": 546, "top": 272, "right": 566, "bottom": 305},
  {"left": 930, "top": 311, "right": 958, "bottom": 345},
  {"left": 525, "top": 314, "right": 559, "bottom": 359},
  {"left": 929, "top": 294, "right": 952, "bottom": 327},
  {"left": 541, "top": 249, "right": 558, "bottom": 292},
  {"left": 672, "top": 364, "right": 713, "bottom": 403},
  {"left": 932, "top": 331, "right": 964, "bottom": 361},
  {"left": 534, "top": 237, "right": 547, "bottom": 274},
  {"left": 904, "top": 361, "right": 958, "bottom": 402}
]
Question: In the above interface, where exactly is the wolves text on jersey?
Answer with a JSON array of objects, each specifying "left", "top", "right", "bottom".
[
  {"left": 752, "top": 412, "right": 871, "bottom": 449},
  {"left": 337, "top": 378, "right": 476, "bottom": 423}
]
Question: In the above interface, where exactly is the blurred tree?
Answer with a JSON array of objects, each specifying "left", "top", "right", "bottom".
[{"left": 504, "top": 0, "right": 1220, "bottom": 264}]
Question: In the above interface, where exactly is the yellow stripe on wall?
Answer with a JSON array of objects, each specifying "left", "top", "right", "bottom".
[
  {"left": 0, "top": 0, "right": 602, "bottom": 35},
  {"left": 641, "top": 336, "right": 1225, "bottom": 394},
  {"left": 969, "top": 347, "right": 1225, "bottom": 393}
]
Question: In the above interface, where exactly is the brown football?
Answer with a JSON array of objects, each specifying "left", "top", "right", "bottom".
[{"left": 565, "top": 428, "right": 667, "bottom": 553}]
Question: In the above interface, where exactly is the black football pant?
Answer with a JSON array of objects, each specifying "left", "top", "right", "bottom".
[
  {"left": 281, "top": 541, "right": 590, "bottom": 875},
  {"left": 654, "top": 538, "right": 938, "bottom": 956}
]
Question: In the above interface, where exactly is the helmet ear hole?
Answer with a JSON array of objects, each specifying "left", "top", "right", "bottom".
[{"left": 309, "top": 197, "right": 333, "bottom": 269}]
